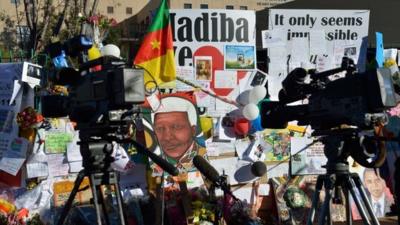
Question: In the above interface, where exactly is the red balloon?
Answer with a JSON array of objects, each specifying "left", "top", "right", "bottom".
[{"left": 234, "top": 118, "right": 250, "bottom": 136}]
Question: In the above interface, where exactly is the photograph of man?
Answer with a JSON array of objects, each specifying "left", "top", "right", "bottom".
[
  {"left": 363, "top": 168, "right": 394, "bottom": 217},
  {"left": 195, "top": 56, "right": 212, "bottom": 80},
  {"left": 352, "top": 168, "right": 394, "bottom": 219},
  {"left": 152, "top": 96, "right": 206, "bottom": 173}
]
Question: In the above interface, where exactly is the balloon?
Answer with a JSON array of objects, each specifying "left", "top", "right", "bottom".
[
  {"left": 200, "top": 116, "right": 213, "bottom": 139},
  {"left": 88, "top": 46, "right": 101, "bottom": 61},
  {"left": 101, "top": 44, "right": 120, "bottom": 58},
  {"left": 250, "top": 115, "right": 263, "bottom": 133},
  {"left": 242, "top": 103, "right": 259, "bottom": 121},
  {"left": 234, "top": 118, "right": 250, "bottom": 136},
  {"left": 249, "top": 85, "right": 267, "bottom": 103}
]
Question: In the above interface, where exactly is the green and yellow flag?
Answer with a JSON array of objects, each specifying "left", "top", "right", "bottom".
[{"left": 134, "top": 0, "right": 176, "bottom": 87}]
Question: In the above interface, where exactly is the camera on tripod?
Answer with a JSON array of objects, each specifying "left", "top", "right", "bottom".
[
  {"left": 42, "top": 36, "right": 145, "bottom": 125},
  {"left": 261, "top": 57, "right": 398, "bottom": 130}
]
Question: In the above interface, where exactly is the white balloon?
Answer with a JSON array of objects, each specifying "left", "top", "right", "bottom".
[
  {"left": 242, "top": 103, "right": 259, "bottom": 120},
  {"left": 101, "top": 44, "right": 120, "bottom": 58},
  {"left": 249, "top": 85, "right": 267, "bottom": 103}
]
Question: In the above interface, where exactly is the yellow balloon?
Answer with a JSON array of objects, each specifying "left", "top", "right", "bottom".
[
  {"left": 199, "top": 116, "right": 213, "bottom": 139},
  {"left": 88, "top": 46, "right": 101, "bottom": 61}
]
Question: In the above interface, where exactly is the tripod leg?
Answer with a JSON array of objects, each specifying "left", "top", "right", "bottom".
[
  {"left": 90, "top": 174, "right": 105, "bottom": 225},
  {"left": 57, "top": 170, "right": 86, "bottom": 225},
  {"left": 344, "top": 187, "right": 352, "bottom": 225},
  {"left": 353, "top": 175, "right": 380, "bottom": 225},
  {"left": 318, "top": 175, "right": 335, "bottom": 225},
  {"left": 112, "top": 175, "right": 127, "bottom": 225},
  {"left": 345, "top": 177, "right": 374, "bottom": 225},
  {"left": 307, "top": 175, "right": 324, "bottom": 225}
]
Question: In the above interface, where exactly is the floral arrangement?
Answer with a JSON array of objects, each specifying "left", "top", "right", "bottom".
[
  {"left": 16, "top": 107, "right": 44, "bottom": 130},
  {"left": 79, "top": 13, "right": 118, "bottom": 45}
]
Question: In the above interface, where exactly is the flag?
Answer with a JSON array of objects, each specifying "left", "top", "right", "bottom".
[{"left": 134, "top": 0, "right": 176, "bottom": 86}]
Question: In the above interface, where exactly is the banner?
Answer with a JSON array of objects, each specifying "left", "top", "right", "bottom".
[
  {"left": 267, "top": 9, "right": 370, "bottom": 69},
  {"left": 171, "top": 9, "right": 256, "bottom": 68}
]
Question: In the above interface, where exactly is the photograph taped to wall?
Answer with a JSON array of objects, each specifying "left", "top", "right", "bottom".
[
  {"left": 195, "top": 56, "right": 212, "bottom": 81},
  {"left": 21, "top": 62, "right": 42, "bottom": 87},
  {"left": 225, "top": 45, "right": 256, "bottom": 70}
]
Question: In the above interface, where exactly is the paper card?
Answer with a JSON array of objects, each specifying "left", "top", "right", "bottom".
[
  {"left": 146, "top": 93, "right": 161, "bottom": 112},
  {"left": 209, "top": 157, "right": 240, "bottom": 185},
  {"left": 290, "top": 37, "right": 309, "bottom": 63},
  {"left": 176, "top": 66, "right": 195, "bottom": 91},
  {"left": 8, "top": 137, "right": 29, "bottom": 157},
  {"left": 111, "top": 143, "right": 134, "bottom": 173},
  {"left": 261, "top": 29, "right": 287, "bottom": 49},
  {"left": 206, "top": 140, "right": 235, "bottom": 156},
  {"left": 186, "top": 171, "right": 205, "bottom": 189},
  {"left": 384, "top": 48, "right": 397, "bottom": 62},
  {"left": 45, "top": 132, "right": 73, "bottom": 154},
  {"left": 9, "top": 80, "right": 22, "bottom": 106},
  {"left": 235, "top": 138, "right": 253, "bottom": 160},
  {"left": 47, "top": 154, "right": 69, "bottom": 177},
  {"left": 66, "top": 132, "right": 82, "bottom": 162},
  {"left": 258, "top": 183, "right": 270, "bottom": 196},
  {"left": 205, "top": 139, "right": 220, "bottom": 156},
  {"left": 0, "top": 137, "right": 30, "bottom": 175},
  {"left": 26, "top": 162, "right": 49, "bottom": 178},
  {"left": 0, "top": 156, "right": 25, "bottom": 176},
  {"left": 291, "top": 137, "right": 326, "bottom": 175},
  {"left": 309, "top": 30, "right": 327, "bottom": 56},
  {"left": 215, "top": 88, "right": 239, "bottom": 113},
  {"left": 247, "top": 140, "right": 266, "bottom": 162},
  {"left": 194, "top": 81, "right": 212, "bottom": 108},
  {"left": 267, "top": 65, "right": 286, "bottom": 101},
  {"left": 21, "top": 62, "right": 42, "bottom": 88},
  {"left": 268, "top": 46, "right": 288, "bottom": 64},
  {"left": 214, "top": 70, "right": 237, "bottom": 88},
  {"left": 266, "top": 162, "right": 289, "bottom": 179},
  {"left": 119, "top": 163, "right": 147, "bottom": 190},
  {"left": 68, "top": 161, "right": 83, "bottom": 173}
]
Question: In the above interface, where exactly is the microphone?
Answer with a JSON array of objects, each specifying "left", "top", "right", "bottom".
[
  {"left": 251, "top": 161, "right": 267, "bottom": 177},
  {"left": 130, "top": 141, "right": 179, "bottom": 176},
  {"left": 193, "top": 155, "right": 220, "bottom": 185}
]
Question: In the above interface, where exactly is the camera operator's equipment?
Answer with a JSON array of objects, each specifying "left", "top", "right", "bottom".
[
  {"left": 259, "top": 57, "right": 399, "bottom": 225},
  {"left": 41, "top": 56, "right": 146, "bottom": 123},
  {"left": 41, "top": 54, "right": 151, "bottom": 225},
  {"left": 261, "top": 57, "right": 397, "bottom": 168},
  {"left": 306, "top": 134, "right": 380, "bottom": 225}
]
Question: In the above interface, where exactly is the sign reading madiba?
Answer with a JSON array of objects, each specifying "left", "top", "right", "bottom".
[
  {"left": 170, "top": 9, "right": 256, "bottom": 68},
  {"left": 268, "top": 9, "right": 369, "bottom": 66}
]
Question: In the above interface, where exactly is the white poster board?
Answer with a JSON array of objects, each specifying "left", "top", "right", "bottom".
[{"left": 268, "top": 9, "right": 370, "bottom": 70}]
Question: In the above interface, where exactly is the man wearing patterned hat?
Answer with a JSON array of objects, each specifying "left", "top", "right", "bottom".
[{"left": 153, "top": 96, "right": 206, "bottom": 173}]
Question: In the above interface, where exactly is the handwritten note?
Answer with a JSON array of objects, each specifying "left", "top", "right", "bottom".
[
  {"left": 0, "top": 137, "right": 29, "bottom": 176},
  {"left": 214, "top": 70, "right": 237, "bottom": 88},
  {"left": 47, "top": 154, "right": 69, "bottom": 177},
  {"left": 45, "top": 132, "right": 72, "bottom": 153}
]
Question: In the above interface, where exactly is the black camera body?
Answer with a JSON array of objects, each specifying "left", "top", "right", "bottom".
[
  {"left": 41, "top": 56, "right": 145, "bottom": 124},
  {"left": 261, "top": 58, "right": 398, "bottom": 131}
]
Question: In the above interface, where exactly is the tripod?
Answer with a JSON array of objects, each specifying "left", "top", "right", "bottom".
[
  {"left": 56, "top": 129, "right": 126, "bottom": 225},
  {"left": 306, "top": 135, "right": 380, "bottom": 225}
]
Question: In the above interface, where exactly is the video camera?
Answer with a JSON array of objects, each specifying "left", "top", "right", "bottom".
[
  {"left": 260, "top": 57, "right": 398, "bottom": 131},
  {"left": 260, "top": 57, "right": 399, "bottom": 168},
  {"left": 41, "top": 37, "right": 145, "bottom": 126}
]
